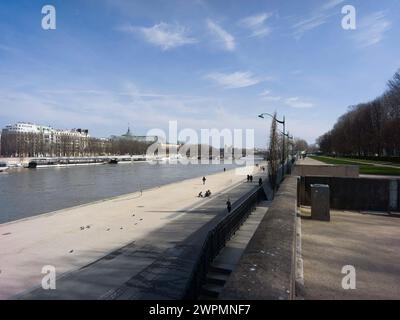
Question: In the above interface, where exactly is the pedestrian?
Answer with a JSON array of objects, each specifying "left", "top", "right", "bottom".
[
  {"left": 250, "top": 175, "right": 253, "bottom": 182},
  {"left": 198, "top": 191, "right": 203, "bottom": 198},
  {"left": 247, "top": 174, "right": 250, "bottom": 182},
  {"left": 202, "top": 176, "right": 206, "bottom": 185},
  {"left": 224, "top": 168, "right": 226, "bottom": 172},
  {"left": 226, "top": 199, "right": 232, "bottom": 213},
  {"left": 259, "top": 177, "right": 263, "bottom": 186}
]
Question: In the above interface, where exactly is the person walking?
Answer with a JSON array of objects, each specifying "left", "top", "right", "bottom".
[
  {"left": 250, "top": 175, "right": 253, "bottom": 183},
  {"left": 259, "top": 177, "right": 263, "bottom": 186},
  {"left": 202, "top": 176, "right": 206, "bottom": 185},
  {"left": 226, "top": 199, "right": 232, "bottom": 213},
  {"left": 247, "top": 175, "right": 250, "bottom": 182}
]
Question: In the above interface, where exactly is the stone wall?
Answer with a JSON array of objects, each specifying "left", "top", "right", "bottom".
[
  {"left": 293, "top": 165, "right": 359, "bottom": 177},
  {"left": 298, "top": 176, "right": 400, "bottom": 212}
]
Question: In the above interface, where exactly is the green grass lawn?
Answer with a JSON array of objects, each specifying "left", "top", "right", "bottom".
[
  {"left": 336, "top": 157, "right": 400, "bottom": 167},
  {"left": 309, "top": 156, "right": 400, "bottom": 176}
]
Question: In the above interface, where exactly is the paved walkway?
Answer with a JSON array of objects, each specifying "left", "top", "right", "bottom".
[
  {"left": 296, "top": 157, "right": 328, "bottom": 166},
  {"left": 300, "top": 209, "right": 400, "bottom": 299},
  {"left": 0, "top": 165, "right": 267, "bottom": 299}
]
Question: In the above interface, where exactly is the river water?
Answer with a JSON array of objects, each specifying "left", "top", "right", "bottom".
[{"left": 0, "top": 162, "right": 244, "bottom": 224}]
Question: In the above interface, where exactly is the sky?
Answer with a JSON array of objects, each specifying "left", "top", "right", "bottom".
[{"left": 0, "top": 0, "right": 399, "bottom": 147}]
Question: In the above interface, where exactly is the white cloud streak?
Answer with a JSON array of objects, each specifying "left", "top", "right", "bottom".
[
  {"left": 259, "top": 90, "right": 281, "bottom": 101},
  {"left": 206, "top": 19, "right": 236, "bottom": 51},
  {"left": 206, "top": 71, "right": 262, "bottom": 89},
  {"left": 239, "top": 12, "right": 272, "bottom": 38},
  {"left": 284, "top": 97, "right": 314, "bottom": 108},
  {"left": 352, "top": 11, "right": 391, "bottom": 47},
  {"left": 292, "top": 0, "right": 344, "bottom": 39},
  {"left": 121, "top": 22, "right": 197, "bottom": 50}
]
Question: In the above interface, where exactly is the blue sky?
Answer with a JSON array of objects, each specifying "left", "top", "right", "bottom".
[{"left": 0, "top": 0, "right": 399, "bottom": 146}]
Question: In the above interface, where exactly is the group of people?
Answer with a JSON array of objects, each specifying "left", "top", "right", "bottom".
[
  {"left": 198, "top": 177, "right": 211, "bottom": 198},
  {"left": 247, "top": 174, "right": 264, "bottom": 186},
  {"left": 198, "top": 190, "right": 212, "bottom": 198}
]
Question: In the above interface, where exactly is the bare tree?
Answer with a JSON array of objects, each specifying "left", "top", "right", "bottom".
[
  {"left": 317, "top": 69, "right": 400, "bottom": 157},
  {"left": 268, "top": 112, "right": 280, "bottom": 190}
]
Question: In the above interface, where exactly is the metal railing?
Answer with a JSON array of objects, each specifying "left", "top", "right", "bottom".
[
  {"left": 183, "top": 158, "right": 296, "bottom": 299},
  {"left": 183, "top": 181, "right": 267, "bottom": 299}
]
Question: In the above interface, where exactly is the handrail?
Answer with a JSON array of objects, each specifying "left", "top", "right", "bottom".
[
  {"left": 183, "top": 160, "right": 296, "bottom": 299},
  {"left": 183, "top": 181, "right": 267, "bottom": 299}
]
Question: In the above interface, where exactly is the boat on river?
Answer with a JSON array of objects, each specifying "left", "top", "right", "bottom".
[
  {"left": 27, "top": 157, "right": 108, "bottom": 169},
  {"left": 0, "top": 162, "right": 9, "bottom": 172}
]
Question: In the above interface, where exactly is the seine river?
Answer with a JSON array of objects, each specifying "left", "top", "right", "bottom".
[{"left": 0, "top": 161, "right": 244, "bottom": 224}]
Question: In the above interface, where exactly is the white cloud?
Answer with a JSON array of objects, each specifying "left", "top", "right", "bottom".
[
  {"left": 239, "top": 12, "right": 272, "bottom": 38},
  {"left": 285, "top": 97, "right": 314, "bottom": 108},
  {"left": 293, "top": 14, "right": 328, "bottom": 38},
  {"left": 122, "top": 22, "right": 197, "bottom": 50},
  {"left": 320, "top": 0, "right": 345, "bottom": 11},
  {"left": 0, "top": 84, "right": 218, "bottom": 137},
  {"left": 352, "top": 12, "right": 391, "bottom": 47},
  {"left": 263, "top": 96, "right": 282, "bottom": 102},
  {"left": 206, "top": 71, "right": 262, "bottom": 89},
  {"left": 292, "top": 0, "right": 344, "bottom": 39},
  {"left": 259, "top": 90, "right": 281, "bottom": 101},
  {"left": 206, "top": 19, "right": 235, "bottom": 51},
  {"left": 259, "top": 90, "right": 271, "bottom": 96}
]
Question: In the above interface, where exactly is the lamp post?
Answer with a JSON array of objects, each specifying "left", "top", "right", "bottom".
[
  {"left": 258, "top": 113, "right": 286, "bottom": 179},
  {"left": 281, "top": 131, "right": 294, "bottom": 167}
]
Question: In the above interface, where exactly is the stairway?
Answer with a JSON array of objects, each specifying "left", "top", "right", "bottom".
[{"left": 198, "top": 201, "right": 270, "bottom": 299}]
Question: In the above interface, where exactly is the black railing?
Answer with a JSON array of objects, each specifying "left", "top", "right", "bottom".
[
  {"left": 183, "top": 159, "right": 296, "bottom": 299},
  {"left": 183, "top": 181, "right": 267, "bottom": 299}
]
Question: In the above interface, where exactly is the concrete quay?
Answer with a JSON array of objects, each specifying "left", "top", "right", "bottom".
[{"left": 0, "top": 164, "right": 267, "bottom": 299}]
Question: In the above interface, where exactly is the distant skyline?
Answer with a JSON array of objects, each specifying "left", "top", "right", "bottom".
[{"left": 0, "top": 0, "right": 399, "bottom": 147}]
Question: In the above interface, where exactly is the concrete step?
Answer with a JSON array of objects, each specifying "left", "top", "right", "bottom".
[
  {"left": 208, "top": 264, "right": 232, "bottom": 275},
  {"left": 200, "top": 283, "right": 224, "bottom": 299},
  {"left": 206, "top": 272, "right": 230, "bottom": 285}
]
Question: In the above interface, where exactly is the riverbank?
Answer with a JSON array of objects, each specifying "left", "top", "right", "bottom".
[
  {"left": 0, "top": 165, "right": 261, "bottom": 299},
  {"left": 0, "top": 161, "right": 248, "bottom": 224}
]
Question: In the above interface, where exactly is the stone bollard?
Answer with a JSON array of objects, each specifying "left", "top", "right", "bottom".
[{"left": 311, "top": 184, "right": 330, "bottom": 221}]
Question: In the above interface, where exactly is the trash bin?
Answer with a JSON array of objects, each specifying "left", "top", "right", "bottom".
[{"left": 311, "top": 184, "right": 330, "bottom": 221}]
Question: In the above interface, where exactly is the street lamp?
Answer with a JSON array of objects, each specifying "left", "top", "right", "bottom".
[
  {"left": 281, "top": 131, "right": 294, "bottom": 162},
  {"left": 258, "top": 113, "right": 286, "bottom": 179}
]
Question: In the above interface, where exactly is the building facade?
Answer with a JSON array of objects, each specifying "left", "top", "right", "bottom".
[{"left": 0, "top": 122, "right": 90, "bottom": 157}]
